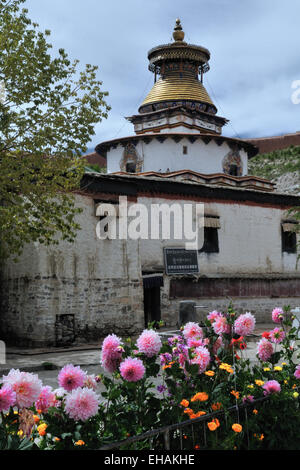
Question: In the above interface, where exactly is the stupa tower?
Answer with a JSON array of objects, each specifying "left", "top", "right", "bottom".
[
  {"left": 97, "top": 19, "right": 259, "bottom": 178},
  {"left": 127, "top": 19, "right": 228, "bottom": 135}
]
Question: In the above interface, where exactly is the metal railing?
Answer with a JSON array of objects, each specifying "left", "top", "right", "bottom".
[{"left": 98, "top": 396, "right": 269, "bottom": 450}]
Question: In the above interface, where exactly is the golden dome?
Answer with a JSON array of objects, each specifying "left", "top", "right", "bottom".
[{"left": 140, "top": 72, "right": 214, "bottom": 109}]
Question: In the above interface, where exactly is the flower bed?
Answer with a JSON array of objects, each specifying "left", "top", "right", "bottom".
[{"left": 1, "top": 304, "right": 300, "bottom": 450}]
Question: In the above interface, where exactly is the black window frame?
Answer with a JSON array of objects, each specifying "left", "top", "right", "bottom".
[
  {"left": 199, "top": 226, "right": 219, "bottom": 254},
  {"left": 281, "top": 228, "right": 297, "bottom": 254}
]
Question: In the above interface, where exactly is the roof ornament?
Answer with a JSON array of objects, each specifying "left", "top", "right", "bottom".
[{"left": 173, "top": 18, "right": 185, "bottom": 42}]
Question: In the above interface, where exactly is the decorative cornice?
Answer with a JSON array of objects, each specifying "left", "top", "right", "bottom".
[
  {"left": 95, "top": 133, "right": 258, "bottom": 158},
  {"left": 80, "top": 172, "right": 300, "bottom": 208}
]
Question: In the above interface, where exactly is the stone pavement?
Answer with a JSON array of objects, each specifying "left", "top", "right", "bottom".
[{"left": 0, "top": 323, "right": 275, "bottom": 389}]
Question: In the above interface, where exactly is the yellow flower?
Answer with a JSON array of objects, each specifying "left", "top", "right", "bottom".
[
  {"left": 247, "top": 384, "right": 254, "bottom": 389},
  {"left": 255, "top": 380, "right": 264, "bottom": 386},
  {"left": 37, "top": 423, "right": 47, "bottom": 436},
  {"left": 17, "top": 430, "right": 24, "bottom": 437},
  {"left": 293, "top": 392, "right": 299, "bottom": 399},
  {"left": 219, "top": 363, "right": 234, "bottom": 374},
  {"left": 274, "top": 366, "right": 282, "bottom": 371},
  {"left": 263, "top": 367, "right": 270, "bottom": 371},
  {"left": 281, "top": 362, "right": 287, "bottom": 366}
]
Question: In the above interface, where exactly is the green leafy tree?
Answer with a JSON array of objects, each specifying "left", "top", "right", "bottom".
[{"left": 0, "top": 0, "right": 110, "bottom": 258}]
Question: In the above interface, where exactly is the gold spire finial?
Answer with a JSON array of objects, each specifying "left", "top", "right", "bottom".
[{"left": 173, "top": 18, "right": 185, "bottom": 42}]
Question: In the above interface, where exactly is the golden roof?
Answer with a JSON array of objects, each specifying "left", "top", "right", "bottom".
[{"left": 140, "top": 72, "right": 214, "bottom": 108}]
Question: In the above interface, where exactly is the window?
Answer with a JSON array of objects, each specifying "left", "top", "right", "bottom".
[
  {"left": 199, "top": 227, "right": 219, "bottom": 253},
  {"left": 94, "top": 200, "right": 119, "bottom": 235},
  {"left": 228, "top": 164, "right": 238, "bottom": 176},
  {"left": 282, "top": 227, "right": 297, "bottom": 253},
  {"left": 183, "top": 145, "right": 188, "bottom": 155},
  {"left": 126, "top": 162, "right": 136, "bottom": 173}
]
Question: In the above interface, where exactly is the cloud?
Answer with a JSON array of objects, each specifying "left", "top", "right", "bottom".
[{"left": 24, "top": 0, "right": 300, "bottom": 146}]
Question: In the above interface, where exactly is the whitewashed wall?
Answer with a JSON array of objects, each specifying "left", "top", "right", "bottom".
[
  {"left": 0, "top": 194, "right": 144, "bottom": 347},
  {"left": 136, "top": 196, "right": 299, "bottom": 274},
  {"left": 106, "top": 139, "right": 248, "bottom": 176},
  {"left": 1, "top": 192, "right": 299, "bottom": 346}
]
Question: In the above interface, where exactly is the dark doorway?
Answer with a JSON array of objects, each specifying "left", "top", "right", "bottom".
[
  {"left": 143, "top": 275, "right": 163, "bottom": 328},
  {"left": 144, "top": 286, "right": 161, "bottom": 328}
]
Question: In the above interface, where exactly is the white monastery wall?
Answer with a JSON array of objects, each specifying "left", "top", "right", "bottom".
[
  {"left": 0, "top": 192, "right": 299, "bottom": 346},
  {"left": 107, "top": 139, "right": 248, "bottom": 176}
]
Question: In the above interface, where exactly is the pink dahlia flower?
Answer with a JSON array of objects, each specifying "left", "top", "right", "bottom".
[
  {"left": 272, "top": 307, "right": 284, "bottom": 324},
  {"left": 58, "top": 364, "right": 87, "bottom": 392},
  {"left": 0, "top": 385, "right": 16, "bottom": 412},
  {"left": 212, "top": 315, "right": 230, "bottom": 336},
  {"left": 263, "top": 380, "right": 281, "bottom": 395},
  {"left": 136, "top": 329, "right": 162, "bottom": 357},
  {"left": 2, "top": 369, "right": 42, "bottom": 409},
  {"left": 182, "top": 322, "right": 203, "bottom": 341},
  {"left": 100, "top": 334, "right": 124, "bottom": 373},
  {"left": 294, "top": 364, "right": 300, "bottom": 380},
  {"left": 269, "top": 327, "right": 285, "bottom": 344},
  {"left": 119, "top": 357, "right": 145, "bottom": 382},
  {"left": 65, "top": 387, "right": 99, "bottom": 421},
  {"left": 234, "top": 312, "right": 256, "bottom": 336},
  {"left": 207, "top": 311, "right": 222, "bottom": 323},
  {"left": 35, "top": 386, "right": 57, "bottom": 413},
  {"left": 257, "top": 338, "right": 274, "bottom": 362},
  {"left": 187, "top": 338, "right": 204, "bottom": 348},
  {"left": 191, "top": 346, "right": 211, "bottom": 373}
]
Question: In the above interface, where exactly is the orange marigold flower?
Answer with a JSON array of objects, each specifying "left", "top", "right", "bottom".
[
  {"left": 232, "top": 423, "right": 242, "bottom": 433},
  {"left": 194, "top": 444, "right": 200, "bottom": 450},
  {"left": 191, "top": 392, "right": 209, "bottom": 402},
  {"left": 54, "top": 437, "right": 60, "bottom": 442},
  {"left": 37, "top": 423, "right": 47, "bottom": 436},
  {"left": 211, "top": 402, "right": 222, "bottom": 411},
  {"left": 189, "top": 411, "right": 206, "bottom": 419},
  {"left": 255, "top": 380, "right": 264, "bottom": 386},
  {"left": 230, "top": 390, "right": 240, "bottom": 399},
  {"left": 253, "top": 409, "right": 258, "bottom": 415},
  {"left": 75, "top": 440, "right": 85, "bottom": 446},
  {"left": 180, "top": 399, "right": 189, "bottom": 408},
  {"left": 33, "top": 415, "right": 40, "bottom": 424},
  {"left": 183, "top": 408, "right": 194, "bottom": 416},
  {"left": 207, "top": 418, "right": 220, "bottom": 431},
  {"left": 219, "top": 363, "right": 234, "bottom": 374},
  {"left": 205, "top": 370, "right": 215, "bottom": 377}
]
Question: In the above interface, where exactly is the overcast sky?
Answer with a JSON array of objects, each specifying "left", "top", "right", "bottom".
[{"left": 24, "top": 0, "right": 300, "bottom": 151}]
